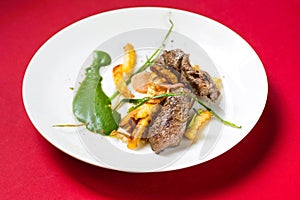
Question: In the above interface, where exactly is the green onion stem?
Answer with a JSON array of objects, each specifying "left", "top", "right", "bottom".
[{"left": 52, "top": 123, "right": 87, "bottom": 127}]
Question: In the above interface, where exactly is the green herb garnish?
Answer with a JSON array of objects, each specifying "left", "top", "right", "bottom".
[{"left": 72, "top": 51, "right": 120, "bottom": 135}]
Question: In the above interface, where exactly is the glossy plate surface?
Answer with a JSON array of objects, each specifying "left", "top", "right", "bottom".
[{"left": 22, "top": 7, "right": 268, "bottom": 172}]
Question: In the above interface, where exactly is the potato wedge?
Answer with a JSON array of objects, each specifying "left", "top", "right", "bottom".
[
  {"left": 122, "top": 43, "right": 136, "bottom": 76},
  {"left": 112, "top": 64, "right": 134, "bottom": 98},
  {"left": 184, "top": 110, "right": 212, "bottom": 141}
]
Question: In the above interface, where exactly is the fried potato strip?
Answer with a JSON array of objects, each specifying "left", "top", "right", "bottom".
[
  {"left": 113, "top": 64, "right": 134, "bottom": 98},
  {"left": 184, "top": 110, "right": 212, "bottom": 141},
  {"left": 122, "top": 43, "right": 136, "bottom": 76},
  {"left": 119, "top": 103, "right": 160, "bottom": 150},
  {"left": 112, "top": 43, "right": 136, "bottom": 98}
]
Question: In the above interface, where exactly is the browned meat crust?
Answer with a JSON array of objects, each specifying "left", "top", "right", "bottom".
[
  {"left": 146, "top": 49, "right": 220, "bottom": 153},
  {"left": 160, "top": 49, "right": 220, "bottom": 102},
  {"left": 148, "top": 88, "right": 194, "bottom": 153},
  {"left": 180, "top": 54, "right": 220, "bottom": 102}
]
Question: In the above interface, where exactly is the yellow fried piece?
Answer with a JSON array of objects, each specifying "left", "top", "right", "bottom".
[
  {"left": 213, "top": 77, "right": 222, "bottom": 91},
  {"left": 184, "top": 110, "right": 212, "bottom": 141},
  {"left": 129, "top": 103, "right": 160, "bottom": 121},
  {"left": 122, "top": 43, "right": 136, "bottom": 76},
  {"left": 144, "top": 85, "right": 166, "bottom": 104},
  {"left": 112, "top": 64, "right": 134, "bottom": 98},
  {"left": 112, "top": 43, "right": 136, "bottom": 98},
  {"left": 110, "top": 130, "right": 131, "bottom": 143},
  {"left": 129, "top": 104, "right": 149, "bottom": 120},
  {"left": 126, "top": 103, "right": 160, "bottom": 149},
  {"left": 127, "top": 117, "right": 149, "bottom": 149},
  {"left": 193, "top": 64, "right": 200, "bottom": 71}
]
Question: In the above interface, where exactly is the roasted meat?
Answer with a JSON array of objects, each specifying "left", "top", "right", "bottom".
[
  {"left": 159, "top": 49, "right": 221, "bottom": 102},
  {"left": 161, "top": 49, "right": 185, "bottom": 71},
  {"left": 180, "top": 54, "right": 220, "bottom": 102},
  {"left": 150, "top": 64, "right": 179, "bottom": 84},
  {"left": 148, "top": 88, "right": 194, "bottom": 153}
]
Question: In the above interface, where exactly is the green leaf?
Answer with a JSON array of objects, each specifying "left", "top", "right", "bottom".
[{"left": 72, "top": 51, "right": 119, "bottom": 135}]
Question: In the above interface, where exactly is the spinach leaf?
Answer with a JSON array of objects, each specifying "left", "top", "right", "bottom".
[{"left": 72, "top": 51, "right": 119, "bottom": 135}]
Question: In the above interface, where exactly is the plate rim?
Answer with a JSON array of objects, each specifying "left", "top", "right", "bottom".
[{"left": 22, "top": 6, "right": 268, "bottom": 173}]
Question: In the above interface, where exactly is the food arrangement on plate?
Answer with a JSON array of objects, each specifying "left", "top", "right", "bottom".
[
  {"left": 23, "top": 7, "right": 268, "bottom": 171},
  {"left": 60, "top": 21, "right": 241, "bottom": 154}
]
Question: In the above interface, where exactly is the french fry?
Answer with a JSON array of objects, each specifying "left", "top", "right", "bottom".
[
  {"left": 124, "top": 103, "right": 160, "bottom": 149},
  {"left": 112, "top": 43, "right": 136, "bottom": 98},
  {"left": 127, "top": 117, "right": 149, "bottom": 149},
  {"left": 112, "top": 64, "right": 134, "bottom": 98},
  {"left": 122, "top": 43, "right": 136, "bottom": 76},
  {"left": 184, "top": 110, "right": 212, "bottom": 141},
  {"left": 213, "top": 77, "right": 222, "bottom": 91}
]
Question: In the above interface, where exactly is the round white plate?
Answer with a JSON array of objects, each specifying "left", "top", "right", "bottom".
[{"left": 22, "top": 7, "right": 268, "bottom": 172}]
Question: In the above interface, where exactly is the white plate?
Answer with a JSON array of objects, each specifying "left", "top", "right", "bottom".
[{"left": 22, "top": 7, "right": 268, "bottom": 172}]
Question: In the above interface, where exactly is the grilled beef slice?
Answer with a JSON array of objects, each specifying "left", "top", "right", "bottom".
[
  {"left": 161, "top": 49, "right": 185, "bottom": 71},
  {"left": 180, "top": 54, "right": 220, "bottom": 102},
  {"left": 150, "top": 64, "right": 178, "bottom": 84},
  {"left": 161, "top": 49, "right": 220, "bottom": 102},
  {"left": 148, "top": 88, "right": 194, "bottom": 153}
]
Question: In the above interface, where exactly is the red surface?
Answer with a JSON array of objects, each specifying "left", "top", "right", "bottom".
[{"left": 1, "top": 0, "right": 299, "bottom": 199}]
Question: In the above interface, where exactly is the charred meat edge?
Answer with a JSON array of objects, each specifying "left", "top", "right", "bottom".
[
  {"left": 148, "top": 88, "right": 194, "bottom": 153},
  {"left": 161, "top": 49, "right": 221, "bottom": 102}
]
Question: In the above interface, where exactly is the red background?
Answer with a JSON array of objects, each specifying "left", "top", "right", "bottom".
[{"left": 1, "top": 0, "right": 299, "bottom": 199}]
